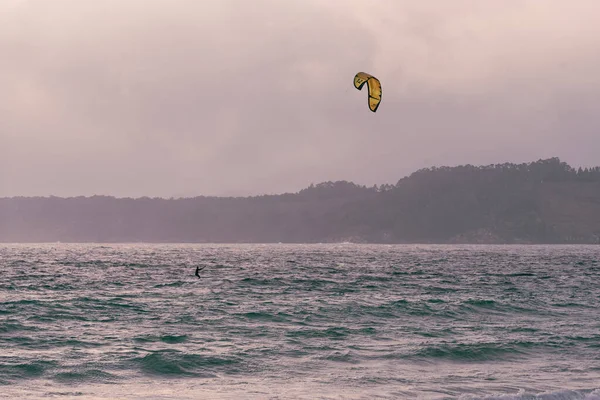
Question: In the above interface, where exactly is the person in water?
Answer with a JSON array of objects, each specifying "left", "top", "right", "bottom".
[{"left": 195, "top": 266, "right": 205, "bottom": 278}]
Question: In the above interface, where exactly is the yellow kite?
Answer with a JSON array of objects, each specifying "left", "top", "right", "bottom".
[{"left": 353, "top": 72, "right": 382, "bottom": 112}]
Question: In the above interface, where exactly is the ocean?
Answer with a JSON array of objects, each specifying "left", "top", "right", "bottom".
[{"left": 0, "top": 243, "right": 599, "bottom": 399}]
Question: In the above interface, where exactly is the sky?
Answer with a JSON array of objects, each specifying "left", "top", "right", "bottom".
[{"left": 1, "top": 0, "right": 599, "bottom": 198}]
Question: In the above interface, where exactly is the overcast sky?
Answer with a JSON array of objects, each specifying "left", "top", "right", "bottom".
[{"left": 1, "top": 0, "right": 599, "bottom": 198}]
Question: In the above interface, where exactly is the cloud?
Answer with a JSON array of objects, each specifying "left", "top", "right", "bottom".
[{"left": 1, "top": 0, "right": 599, "bottom": 197}]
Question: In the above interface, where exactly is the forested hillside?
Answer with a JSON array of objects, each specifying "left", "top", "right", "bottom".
[{"left": 2, "top": 158, "right": 599, "bottom": 243}]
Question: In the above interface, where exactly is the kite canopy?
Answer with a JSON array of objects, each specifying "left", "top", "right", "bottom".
[{"left": 353, "top": 72, "right": 382, "bottom": 112}]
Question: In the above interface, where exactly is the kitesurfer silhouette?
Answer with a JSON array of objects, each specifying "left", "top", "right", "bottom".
[{"left": 195, "top": 266, "right": 205, "bottom": 279}]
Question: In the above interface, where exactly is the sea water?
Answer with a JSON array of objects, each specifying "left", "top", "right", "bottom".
[{"left": 1, "top": 244, "right": 599, "bottom": 399}]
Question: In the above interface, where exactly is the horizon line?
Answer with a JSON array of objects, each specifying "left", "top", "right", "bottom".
[{"left": 2, "top": 156, "right": 596, "bottom": 201}]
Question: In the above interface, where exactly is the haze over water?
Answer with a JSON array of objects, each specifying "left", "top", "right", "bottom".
[{"left": 1, "top": 243, "right": 599, "bottom": 399}]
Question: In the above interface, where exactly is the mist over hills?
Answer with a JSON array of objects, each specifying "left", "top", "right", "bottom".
[{"left": 2, "top": 157, "right": 600, "bottom": 244}]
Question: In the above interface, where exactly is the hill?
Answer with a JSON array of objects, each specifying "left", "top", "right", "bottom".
[{"left": 1, "top": 157, "right": 600, "bottom": 244}]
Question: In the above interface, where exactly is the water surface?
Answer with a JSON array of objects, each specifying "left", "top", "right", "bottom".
[{"left": 1, "top": 244, "right": 599, "bottom": 399}]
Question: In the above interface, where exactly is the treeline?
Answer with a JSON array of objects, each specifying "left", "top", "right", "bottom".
[{"left": 1, "top": 157, "right": 600, "bottom": 244}]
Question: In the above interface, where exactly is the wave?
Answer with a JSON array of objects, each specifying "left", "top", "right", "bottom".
[
  {"left": 133, "top": 350, "right": 240, "bottom": 377},
  {"left": 464, "top": 388, "right": 600, "bottom": 400}
]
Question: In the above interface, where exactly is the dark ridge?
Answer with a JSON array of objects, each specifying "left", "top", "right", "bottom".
[{"left": 1, "top": 157, "right": 600, "bottom": 244}]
